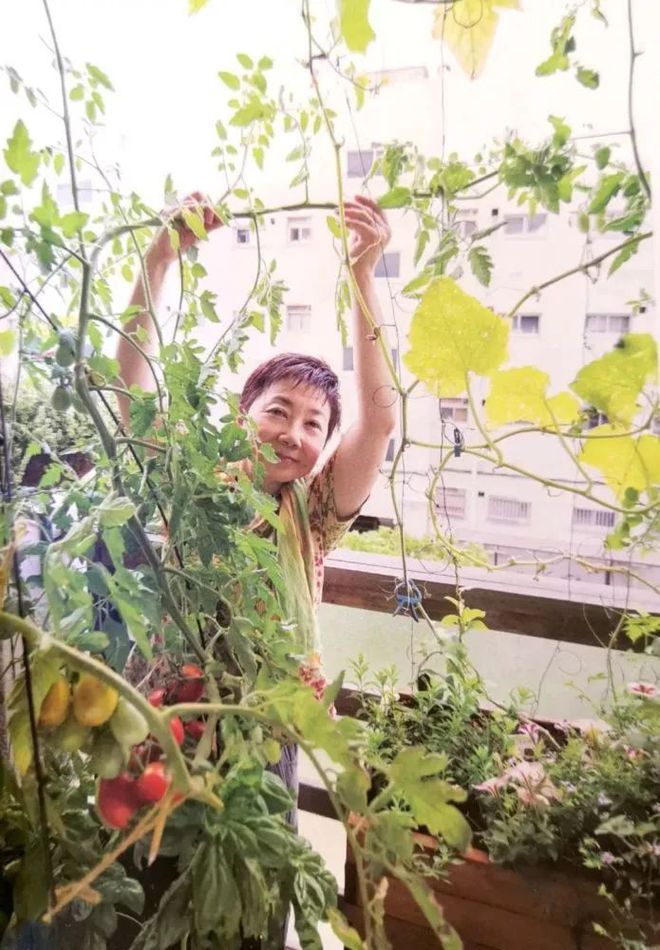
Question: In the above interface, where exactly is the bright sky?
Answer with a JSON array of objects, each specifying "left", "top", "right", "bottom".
[{"left": 1, "top": 0, "right": 658, "bottom": 209}]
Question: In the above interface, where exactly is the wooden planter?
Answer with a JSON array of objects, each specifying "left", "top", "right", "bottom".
[{"left": 342, "top": 834, "right": 656, "bottom": 950}]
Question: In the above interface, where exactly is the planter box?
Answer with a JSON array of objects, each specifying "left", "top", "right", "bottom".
[{"left": 342, "top": 834, "right": 656, "bottom": 950}]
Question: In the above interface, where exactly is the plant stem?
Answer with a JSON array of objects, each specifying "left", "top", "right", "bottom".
[
  {"left": 506, "top": 232, "right": 652, "bottom": 318},
  {"left": 626, "top": 0, "right": 651, "bottom": 199}
]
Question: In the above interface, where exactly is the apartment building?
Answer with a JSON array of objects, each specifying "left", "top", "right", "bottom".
[{"left": 195, "top": 64, "right": 658, "bottom": 592}]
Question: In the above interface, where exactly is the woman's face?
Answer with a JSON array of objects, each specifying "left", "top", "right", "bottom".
[{"left": 247, "top": 379, "right": 331, "bottom": 492}]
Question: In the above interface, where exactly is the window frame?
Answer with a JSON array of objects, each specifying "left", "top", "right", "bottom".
[
  {"left": 287, "top": 215, "right": 313, "bottom": 244},
  {"left": 285, "top": 304, "right": 312, "bottom": 334},
  {"left": 439, "top": 397, "right": 469, "bottom": 424},
  {"left": 503, "top": 213, "right": 548, "bottom": 238},
  {"left": 511, "top": 313, "right": 540, "bottom": 334},
  {"left": 572, "top": 507, "right": 617, "bottom": 530},
  {"left": 585, "top": 313, "right": 631, "bottom": 334},
  {"left": 435, "top": 486, "right": 467, "bottom": 520},
  {"left": 486, "top": 495, "right": 531, "bottom": 524},
  {"left": 234, "top": 225, "right": 251, "bottom": 246}
]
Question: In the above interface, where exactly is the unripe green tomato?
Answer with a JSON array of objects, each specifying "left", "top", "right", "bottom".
[
  {"left": 51, "top": 715, "right": 91, "bottom": 753},
  {"left": 51, "top": 385, "right": 72, "bottom": 412},
  {"left": 109, "top": 697, "right": 149, "bottom": 749},
  {"left": 58, "top": 329, "right": 76, "bottom": 349},
  {"left": 88, "top": 730, "right": 126, "bottom": 779},
  {"left": 71, "top": 394, "right": 87, "bottom": 415},
  {"left": 54, "top": 343, "right": 75, "bottom": 368}
]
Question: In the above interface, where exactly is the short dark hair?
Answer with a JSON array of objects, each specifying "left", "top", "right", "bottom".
[{"left": 240, "top": 352, "right": 341, "bottom": 440}]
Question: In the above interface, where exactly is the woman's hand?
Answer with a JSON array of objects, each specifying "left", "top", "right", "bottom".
[
  {"left": 343, "top": 194, "right": 391, "bottom": 280},
  {"left": 151, "top": 191, "right": 224, "bottom": 267}
]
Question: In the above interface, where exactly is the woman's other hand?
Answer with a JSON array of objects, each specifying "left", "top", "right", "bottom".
[
  {"left": 343, "top": 194, "right": 391, "bottom": 279},
  {"left": 151, "top": 190, "right": 224, "bottom": 266}
]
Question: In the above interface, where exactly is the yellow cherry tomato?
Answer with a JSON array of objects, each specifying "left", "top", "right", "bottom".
[
  {"left": 73, "top": 675, "right": 119, "bottom": 727},
  {"left": 38, "top": 676, "right": 71, "bottom": 729}
]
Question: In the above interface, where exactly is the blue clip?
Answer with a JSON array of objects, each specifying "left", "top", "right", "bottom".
[{"left": 393, "top": 579, "right": 423, "bottom": 622}]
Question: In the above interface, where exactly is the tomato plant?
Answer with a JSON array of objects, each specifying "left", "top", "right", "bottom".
[{"left": 0, "top": 1, "right": 657, "bottom": 948}]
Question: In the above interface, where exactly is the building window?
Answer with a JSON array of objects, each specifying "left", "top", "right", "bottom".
[
  {"left": 436, "top": 487, "right": 467, "bottom": 520},
  {"left": 385, "top": 438, "right": 395, "bottom": 462},
  {"left": 511, "top": 313, "right": 540, "bottom": 334},
  {"left": 344, "top": 345, "right": 397, "bottom": 370},
  {"left": 375, "top": 252, "right": 400, "bottom": 278},
  {"left": 572, "top": 508, "right": 616, "bottom": 530},
  {"left": 287, "top": 216, "right": 312, "bottom": 243},
  {"left": 286, "top": 305, "right": 312, "bottom": 333},
  {"left": 439, "top": 397, "right": 469, "bottom": 424},
  {"left": 504, "top": 213, "right": 547, "bottom": 236},
  {"left": 487, "top": 496, "right": 531, "bottom": 524},
  {"left": 235, "top": 226, "right": 251, "bottom": 245},
  {"left": 456, "top": 210, "right": 478, "bottom": 239},
  {"left": 585, "top": 313, "right": 631, "bottom": 334},
  {"left": 347, "top": 149, "right": 375, "bottom": 177}
]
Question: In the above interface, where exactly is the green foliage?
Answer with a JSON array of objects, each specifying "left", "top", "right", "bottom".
[
  {"left": 571, "top": 334, "right": 658, "bottom": 427},
  {"left": 340, "top": 526, "right": 488, "bottom": 567},
  {"left": 4, "top": 120, "right": 40, "bottom": 186},
  {"left": 1, "top": 4, "right": 658, "bottom": 949},
  {"left": 486, "top": 367, "right": 580, "bottom": 428},
  {"left": 404, "top": 277, "right": 509, "bottom": 396},
  {"left": 388, "top": 747, "right": 471, "bottom": 850},
  {"left": 338, "top": 0, "right": 375, "bottom": 54},
  {"left": 579, "top": 427, "right": 660, "bottom": 502}
]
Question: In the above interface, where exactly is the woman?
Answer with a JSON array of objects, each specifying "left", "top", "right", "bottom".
[
  {"left": 116, "top": 193, "right": 396, "bottom": 945},
  {"left": 117, "top": 191, "right": 395, "bottom": 783}
]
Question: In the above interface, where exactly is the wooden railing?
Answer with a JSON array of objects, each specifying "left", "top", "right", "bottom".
[
  {"left": 322, "top": 550, "right": 658, "bottom": 649},
  {"left": 298, "top": 554, "right": 659, "bottom": 821}
]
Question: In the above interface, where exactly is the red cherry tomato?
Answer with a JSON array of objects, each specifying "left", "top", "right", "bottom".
[
  {"left": 97, "top": 774, "right": 139, "bottom": 829},
  {"left": 148, "top": 688, "right": 166, "bottom": 708},
  {"left": 169, "top": 716, "right": 184, "bottom": 746},
  {"left": 181, "top": 664, "right": 203, "bottom": 679},
  {"left": 184, "top": 719, "right": 206, "bottom": 741},
  {"left": 174, "top": 678, "right": 205, "bottom": 703},
  {"left": 135, "top": 761, "right": 170, "bottom": 803}
]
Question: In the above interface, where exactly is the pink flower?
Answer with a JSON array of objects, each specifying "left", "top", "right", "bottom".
[
  {"left": 601, "top": 851, "right": 616, "bottom": 866},
  {"left": 627, "top": 681, "right": 658, "bottom": 699},
  {"left": 298, "top": 656, "right": 337, "bottom": 717},
  {"left": 473, "top": 776, "right": 506, "bottom": 796},
  {"left": 474, "top": 760, "right": 560, "bottom": 807}
]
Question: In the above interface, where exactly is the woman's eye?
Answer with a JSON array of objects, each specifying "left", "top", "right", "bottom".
[
  {"left": 307, "top": 420, "right": 321, "bottom": 430},
  {"left": 268, "top": 407, "right": 285, "bottom": 417}
]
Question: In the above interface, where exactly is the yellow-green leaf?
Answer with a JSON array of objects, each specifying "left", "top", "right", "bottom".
[
  {"left": 404, "top": 276, "right": 509, "bottom": 396},
  {"left": 182, "top": 207, "right": 207, "bottom": 241},
  {"left": 389, "top": 747, "right": 471, "bottom": 850},
  {"left": 339, "top": 0, "right": 375, "bottom": 53},
  {"left": 0, "top": 329, "right": 17, "bottom": 356},
  {"left": 486, "top": 366, "right": 580, "bottom": 428},
  {"left": 4, "top": 120, "right": 40, "bottom": 186},
  {"left": 188, "top": 0, "right": 210, "bottom": 12},
  {"left": 580, "top": 426, "right": 660, "bottom": 500},
  {"left": 571, "top": 333, "right": 658, "bottom": 426},
  {"left": 433, "top": 0, "right": 521, "bottom": 80},
  {"left": 327, "top": 908, "right": 365, "bottom": 950},
  {"left": 8, "top": 650, "right": 61, "bottom": 773},
  {"left": 545, "top": 391, "right": 582, "bottom": 426}
]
